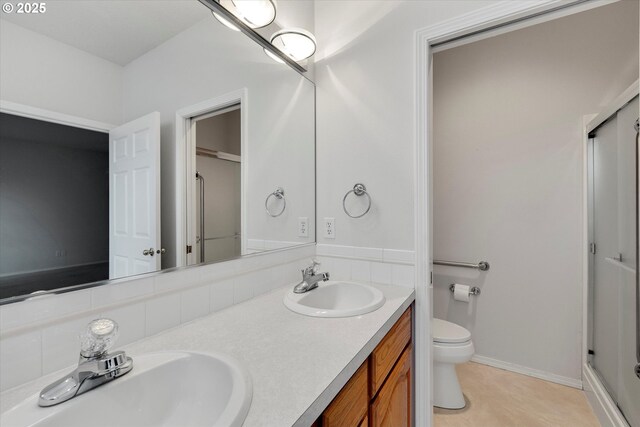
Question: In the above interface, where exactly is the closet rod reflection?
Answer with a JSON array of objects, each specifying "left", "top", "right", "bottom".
[
  {"left": 433, "top": 260, "right": 490, "bottom": 271},
  {"left": 204, "top": 234, "right": 240, "bottom": 241},
  {"left": 196, "top": 147, "right": 241, "bottom": 163}
]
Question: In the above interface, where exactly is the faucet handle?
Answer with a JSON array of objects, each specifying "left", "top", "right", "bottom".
[
  {"left": 80, "top": 318, "right": 119, "bottom": 359},
  {"left": 303, "top": 259, "right": 320, "bottom": 275}
]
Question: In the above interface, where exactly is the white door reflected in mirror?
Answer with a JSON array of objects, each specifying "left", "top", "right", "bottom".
[{"left": 109, "top": 112, "right": 161, "bottom": 280}]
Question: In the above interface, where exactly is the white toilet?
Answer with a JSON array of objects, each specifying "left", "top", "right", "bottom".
[{"left": 433, "top": 318, "right": 474, "bottom": 409}]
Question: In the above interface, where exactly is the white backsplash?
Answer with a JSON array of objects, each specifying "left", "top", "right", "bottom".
[
  {"left": 0, "top": 243, "right": 414, "bottom": 393},
  {"left": 0, "top": 245, "right": 314, "bottom": 391},
  {"left": 315, "top": 244, "right": 415, "bottom": 288}
]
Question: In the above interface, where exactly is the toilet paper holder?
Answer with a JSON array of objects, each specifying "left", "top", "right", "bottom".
[{"left": 449, "top": 284, "right": 481, "bottom": 296}]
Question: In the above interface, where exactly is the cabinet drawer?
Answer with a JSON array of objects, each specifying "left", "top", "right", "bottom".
[
  {"left": 370, "top": 307, "right": 412, "bottom": 397},
  {"left": 371, "top": 344, "right": 412, "bottom": 427},
  {"left": 321, "top": 359, "right": 369, "bottom": 427}
]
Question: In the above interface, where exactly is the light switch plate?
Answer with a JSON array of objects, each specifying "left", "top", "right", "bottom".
[
  {"left": 324, "top": 217, "right": 335, "bottom": 239},
  {"left": 298, "top": 217, "right": 308, "bottom": 237}
]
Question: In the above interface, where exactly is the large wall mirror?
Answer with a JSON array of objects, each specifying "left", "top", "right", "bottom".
[{"left": 0, "top": 0, "right": 316, "bottom": 302}]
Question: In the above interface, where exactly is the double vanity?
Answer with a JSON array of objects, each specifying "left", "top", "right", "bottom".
[
  {"left": 1, "top": 275, "right": 414, "bottom": 427},
  {"left": 0, "top": 1, "right": 416, "bottom": 425}
]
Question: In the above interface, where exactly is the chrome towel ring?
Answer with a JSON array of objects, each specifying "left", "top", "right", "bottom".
[
  {"left": 343, "top": 183, "right": 371, "bottom": 218},
  {"left": 265, "top": 187, "right": 286, "bottom": 217}
]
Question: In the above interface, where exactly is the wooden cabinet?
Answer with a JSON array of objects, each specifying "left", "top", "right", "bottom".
[
  {"left": 321, "top": 360, "right": 369, "bottom": 427},
  {"left": 371, "top": 345, "right": 412, "bottom": 427},
  {"left": 370, "top": 308, "right": 412, "bottom": 397},
  {"left": 315, "top": 306, "right": 413, "bottom": 427}
]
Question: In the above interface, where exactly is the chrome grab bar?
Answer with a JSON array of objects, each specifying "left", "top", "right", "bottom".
[
  {"left": 433, "top": 260, "right": 490, "bottom": 271},
  {"left": 196, "top": 171, "right": 205, "bottom": 263}
]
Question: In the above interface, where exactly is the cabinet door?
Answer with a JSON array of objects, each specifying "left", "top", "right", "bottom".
[
  {"left": 371, "top": 345, "right": 412, "bottom": 427},
  {"left": 371, "top": 307, "right": 412, "bottom": 397},
  {"left": 321, "top": 360, "right": 369, "bottom": 427}
]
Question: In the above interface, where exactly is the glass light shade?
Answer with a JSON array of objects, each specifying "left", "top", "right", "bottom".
[
  {"left": 263, "top": 48, "right": 285, "bottom": 64},
  {"left": 215, "top": 0, "right": 276, "bottom": 29},
  {"left": 212, "top": 11, "right": 240, "bottom": 31},
  {"left": 269, "top": 28, "right": 316, "bottom": 62}
]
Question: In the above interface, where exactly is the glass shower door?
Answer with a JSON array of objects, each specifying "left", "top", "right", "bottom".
[
  {"left": 615, "top": 97, "right": 639, "bottom": 426},
  {"left": 590, "top": 110, "right": 620, "bottom": 399},
  {"left": 589, "top": 95, "right": 639, "bottom": 427}
]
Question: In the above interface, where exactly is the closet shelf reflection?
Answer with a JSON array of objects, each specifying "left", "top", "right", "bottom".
[{"left": 196, "top": 147, "right": 241, "bottom": 163}]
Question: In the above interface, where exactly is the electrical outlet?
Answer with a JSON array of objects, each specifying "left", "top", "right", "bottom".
[
  {"left": 298, "top": 217, "right": 308, "bottom": 237},
  {"left": 324, "top": 217, "right": 335, "bottom": 239}
]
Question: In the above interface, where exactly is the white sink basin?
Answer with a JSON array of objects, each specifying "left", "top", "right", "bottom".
[
  {"left": 284, "top": 280, "right": 386, "bottom": 317},
  {"left": 1, "top": 351, "right": 252, "bottom": 427}
]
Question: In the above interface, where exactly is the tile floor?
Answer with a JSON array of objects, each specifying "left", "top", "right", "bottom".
[{"left": 434, "top": 362, "right": 600, "bottom": 427}]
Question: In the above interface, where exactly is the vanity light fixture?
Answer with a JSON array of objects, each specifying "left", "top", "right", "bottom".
[
  {"left": 264, "top": 47, "right": 285, "bottom": 64},
  {"left": 267, "top": 28, "right": 316, "bottom": 62},
  {"left": 212, "top": 0, "right": 277, "bottom": 31},
  {"left": 211, "top": 10, "right": 241, "bottom": 31}
]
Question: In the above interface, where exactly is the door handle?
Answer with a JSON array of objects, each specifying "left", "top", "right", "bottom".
[
  {"left": 612, "top": 253, "right": 623, "bottom": 262},
  {"left": 142, "top": 248, "right": 155, "bottom": 256},
  {"left": 156, "top": 248, "right": 166, "bottom": 255}
]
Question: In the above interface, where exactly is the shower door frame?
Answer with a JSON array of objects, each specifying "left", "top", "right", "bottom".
[{"left": 582, "top": 79, "right": 639, "bottom": 427}]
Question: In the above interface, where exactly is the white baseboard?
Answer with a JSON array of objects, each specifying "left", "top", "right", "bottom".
[
  {"left": 471, "top": 354, "right": 583, "bottom": 389},
  {"left": 582, "top": 363, "right": 630, "bottom": 427}
]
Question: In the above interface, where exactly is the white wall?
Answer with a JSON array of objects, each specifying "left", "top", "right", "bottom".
[
  {"left": 314, "top": 0, "right": 496, "bottom": 250},
  {"left": 432, "top": 1, "right": 639, "bottom": 383},
  {"left": 0, "top": 20, "right": 122, "bottom": 125},
  {"left": 121, "top": 17, "right": 316, "bottom": 267}
]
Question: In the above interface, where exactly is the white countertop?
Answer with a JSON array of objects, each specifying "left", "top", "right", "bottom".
[{"left": 1, "top": 282, "right": 414, "bottom": 426}]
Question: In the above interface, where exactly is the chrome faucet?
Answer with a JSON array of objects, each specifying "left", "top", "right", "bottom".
[
  {"left": 294, "top": 260, "right": 330, "bottom": 293},
  {"left": 39, "top": 318, "right": 133, "bottom": 407}
]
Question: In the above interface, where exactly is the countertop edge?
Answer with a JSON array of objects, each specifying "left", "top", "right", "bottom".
[
  {"left": 293, "top": 290, "right": 415, "bottom": 426},
  {"left": 1, "top": 285, "right": 417, "bottom": 426}
]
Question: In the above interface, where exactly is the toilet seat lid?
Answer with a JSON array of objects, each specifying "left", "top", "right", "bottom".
[{"left": 433, "top": 318, "right": 471, "bottom": 343}]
